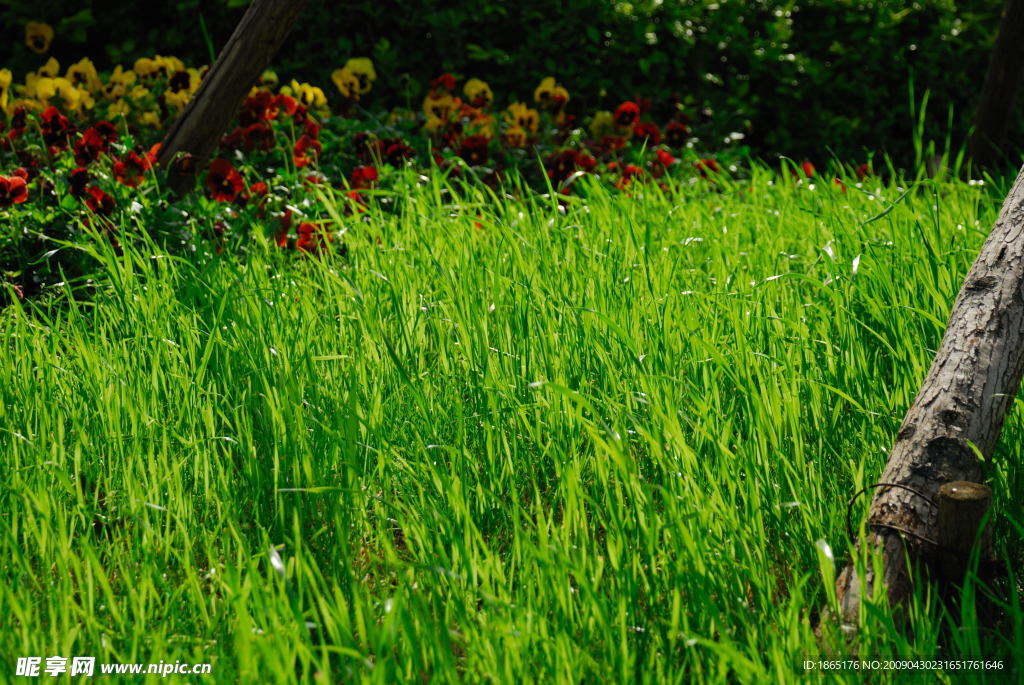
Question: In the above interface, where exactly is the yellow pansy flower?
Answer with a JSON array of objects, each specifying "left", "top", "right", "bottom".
[
  {"left": 423, "top": 91, "right": 456, "bottom": 120},
  {"left": 66, "top": 58, "right": 102, "bottom": 93},
  {"left": 134, "top": 57, "right": 158, "bottom": 78},
  {"left": 423, "top": 116, "right": 447, "bottom": 133},
  {"left": 463, "top": 78, "right": 493, "bottom": 108},
  {"left": 259, "top": 70, "right": 279, "bottom": 89},
  {"left": 282, "top": 80, "right": 328, "bottom": 111},
  {"left": 139, "top": 111, "right": 161, "bottom": 127},
  {"left": 25, "top": 22, "right": 54, "bottom": 54},
  {"left": 533, "top": 76, "right": 569, "bottom": 109},
  {"left": 0, "top": 69, "right": 11, "bottom": 113},
  {"left": 503, "top": 125, "right": 528, "bottom": 148},
  {"left": 469, "top": 112, "right": 496, "bottom": 138},
  {"left": 103, "top": 66, "right": 137, "bottom": 99},
  {"left": 128, "top": 85, "right": 152, "bottom": 101},
  {"left": 345, "top": 58, "right": 376, "bottom": 94},
  {"left": 164, "top": 90, "right": 191, "bottom": 112},
  {"left": 107, "top": 100, "right": 130, "bottom": 117},
  {"left": 331, "top": 67, "right": 360, "bottom": 100},
  {"left": 32, "top": 76, "right": 57, "bottom": 101},
  {"left": 590, "top": 110, "right": 614, "bottom": 139},
  {"left": 505, "top": 102, "right": 539, "bottom": 133},
  {"left": 36, "top": 57, "right": 61, "bottom": 79}
]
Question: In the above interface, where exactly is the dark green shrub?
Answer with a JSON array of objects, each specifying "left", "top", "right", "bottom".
[{"left": 0, "top": 0, "right": 1007, "bottom": 165}]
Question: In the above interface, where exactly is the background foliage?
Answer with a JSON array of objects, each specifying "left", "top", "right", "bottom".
[{"left": 0, "top": 0, "right": 1010, "bottom": 165}]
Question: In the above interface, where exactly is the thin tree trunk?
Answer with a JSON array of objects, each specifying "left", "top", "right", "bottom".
[
  {"left": 966, "top": 0, "right": 1024, "bottom": 171},
  {"left": 156, "top": 0, "right": 308, "bottom": 195},
  {"left": 834, "top": 165, "right": 1024, "bottom": 625}
]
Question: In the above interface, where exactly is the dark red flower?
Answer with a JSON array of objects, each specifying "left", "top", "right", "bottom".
[
  {"left": 296, "top": 222, "right": 332, "bottom": 254},
  {"left": 92, "top": 121, "right": 118, "bottom": 145},
  {"left": 68, "top": 167, "right": 90, "bottom": 197},
  {"left": 242, "top": 123, "right": 275, "bottom": 152},
  {"left": 799, "top": 161, "right": 815, "bottom": 178},
  {"left": 349, "top": 165, "right": 378, "bottom": 190},
  {"left": 575, "top": 152, "right": 596, "bottom": 173},
  {"left": 275, "top": 210, "right": 293, "bottom": 248},
  {"left": 40, "top": 106, "right": 75, "bottom": 149},
  {"left": 431, "top": 74, "right": 457, "bottom": 92},
  {"left": 634, "top": 121, "right": 661, "bottom": 146},
  {"left": 293, "top": 135, "right": 321, "bottom": 168},
  {"left": 74, "top": 128, "right": 108, "bottom": 166},
  {"left": 856, "top": 163, "right": 872, "bottom": 179},
  {"left": 113, "top": 149, "right": 152, "bottom": 187},
  {"left": 600, "top": 135, "right": 628, "bottom": 152},
  {"left": 382, "top": 139, "right": 414, "bottom": 167},
  {"left": 613, "top": 102, "right": 640, "bottom": 128},
  {"left": 240, "top": 91, "right": 274, "bottom": 125},
  {"left": 84, "top": 186, "right": 116, "bottom": 216},
  {"left": 696, "top": 158, "right": 720, "bottom": 178},
  {"left": 546, "top": 149, "right": 595, "bottom": 184},
  {"left": 665, "top": 121, "right": 690, "bottom": 149},
  {"left": 11, "top": 107, "right": 28, "bottom": 132},
  {"left": 0, "top": 175, "right": 29, "bottom": 207},
  {"left": 456, "top": 135, "right": 489, "bottom": 166},
  {"left": 270, "top": 94, "right": 298, "bottom": 119},
  {"left": 615, "top": 164, "right": 644, "bottom": 189},
  {"left": 655, "top": 149, "right": 677, "bottom": 167},
  {"left": 206, "top": 159, "right": 245, "bottom": 202}
]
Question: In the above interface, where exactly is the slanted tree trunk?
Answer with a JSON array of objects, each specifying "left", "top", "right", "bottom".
[
  {"left": 834, "top": 165, "right": 1024, "bottom": 625},
  {"left": 966, "top": 0, "right": 1024, "bottom": 171},
  {"left": 156, "top": 0, "right": 308, "bottom": 195}
]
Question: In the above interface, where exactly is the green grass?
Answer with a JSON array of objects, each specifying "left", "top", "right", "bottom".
[{"left": 1, "top": 168, "right": 1021, "bottom": 683}]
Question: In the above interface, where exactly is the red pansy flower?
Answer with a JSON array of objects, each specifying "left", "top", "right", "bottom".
[
  {"left": 431, "top": 74, "right": 457, "bottom": 92},
  {"left": 74, "top": 128, "right": 108, "bottom": 166},
  {"left": 293, "top": 135, "right": 321, "bottom": 168},
  {"left": 296, "top": 222, "right": 332, "bottom": 254},
  {"left": 84, "top": 186, "right": 116, "bottom": 215},
  {"left": 206, "top": 159, "right": 245, "bottom": 202},
  {"left": 615, "top": 164, "right": 644, "bottom": 189},
  {"left": 0, "top": 175, "right": 29, "bottom": 207},
  {"left": 634, "top": 121, "right": 661, "bottom": 146},
  {"left": 113, "top": 149, "right": 153, "bottom": 187},
  {"left": 242, "top": 123, "right": 275, "bottom": 152},
  {"left": 68, "top": 167, "right": 90, "bottom": 197},
  {"left": 40, "top": 106, "right": 75, "bottom": 149},
  {"left": 456, "top": 135, "right": 489, "bottom": 166},
  {"left": 696, "top": 158, "right": 720, "bottom": 178},
  {"left": 655, "top": 149, "right": 677, "bottom": 167},
  {"left": 349, "top": 165, "right": 378, "bottom": 190},
  {"left": 665, "top": 121, "right": 690, "bottom": 149},
  {"left": 613, "top": 102, "right": 640, "bottom": 128}
]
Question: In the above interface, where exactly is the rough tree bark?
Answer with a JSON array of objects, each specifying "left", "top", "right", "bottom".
[
  {"left": 966, "top": 0, "right": 1024, "bottom": 170},
  {"left": 156, "top": 0, "right": 308, "bottom": 195},
  {"left": 834, "top": 165, "right": 1024, "bottom": 625}
]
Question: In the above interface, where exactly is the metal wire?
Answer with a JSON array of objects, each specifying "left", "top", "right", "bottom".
[{"left": 845, "top": 482, "right": 940, "bottom": 547}]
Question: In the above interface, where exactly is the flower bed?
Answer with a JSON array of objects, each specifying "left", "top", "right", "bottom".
[{"left": 1, "top": 43, "right": 867, "bottom": 301}]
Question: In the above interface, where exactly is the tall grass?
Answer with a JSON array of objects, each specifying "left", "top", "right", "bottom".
[{"left": 1, "top": 167, "right": 1020, "bottom": 683}]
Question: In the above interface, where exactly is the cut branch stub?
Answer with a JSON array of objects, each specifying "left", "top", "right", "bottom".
[
  {"left": 156, "top": 0, "right": 308, "bottom": 196},
  {"left": 937, "top": 481, "right": 993, "bottom": 557}
]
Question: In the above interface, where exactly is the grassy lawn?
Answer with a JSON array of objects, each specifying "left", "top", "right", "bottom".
[{"left": 1, "top": 169, "right": 1021, "bottom": 682}]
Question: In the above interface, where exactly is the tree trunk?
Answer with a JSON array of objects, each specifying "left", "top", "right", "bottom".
[
  {"left": 834, "top": 165, "right": 1024, "bottom": 626},
  {"left": 156, "top": 0, "right": 308, "bottom": 195},
  {"left": 966, "top": 0, "right": 1024, "bottom": 171}
]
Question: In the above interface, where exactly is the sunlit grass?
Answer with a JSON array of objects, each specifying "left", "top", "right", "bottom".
[{"left": 1, "top": 166, "right": 1021, "bottom": 683}]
